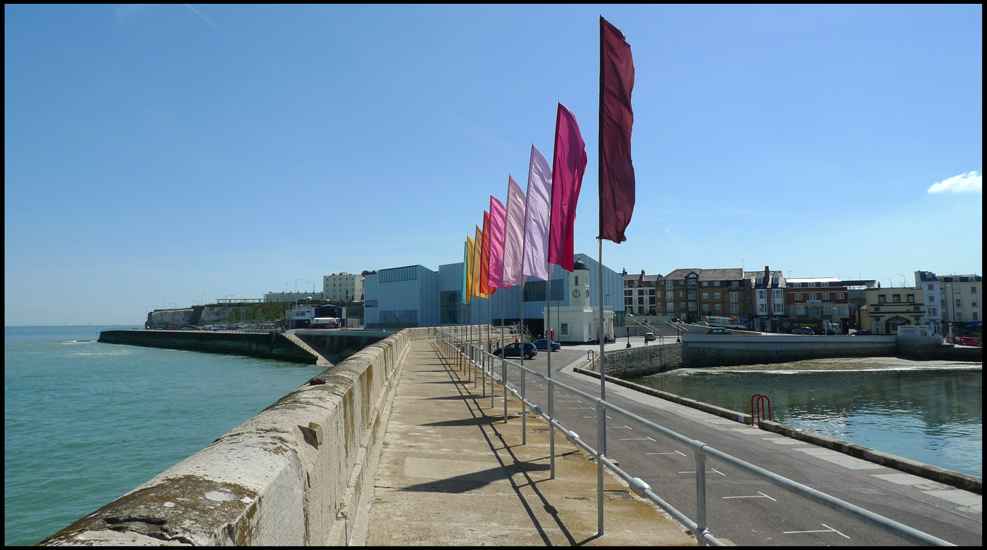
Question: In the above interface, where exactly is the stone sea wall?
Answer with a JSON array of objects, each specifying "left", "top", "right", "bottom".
[
  {"left": 42, "top": 327, "right": 436, "bottom": 546},
  {"left": 98, "top": 330, "right": 321, "bottom": 364}
]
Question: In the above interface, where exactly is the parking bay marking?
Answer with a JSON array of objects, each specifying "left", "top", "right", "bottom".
[
  {"left": 648, "top": 450, "right": 686, "bottom": 456},
  {"left": 783, "top": 523, "right": 850, "bottom": 539}
]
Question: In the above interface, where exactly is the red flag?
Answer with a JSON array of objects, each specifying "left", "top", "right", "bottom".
[
  {"left": 548, "top": 103, "right": 587, "bottom": 272},
  {"left": 599, "top": 17, "right": 636, "bottom": 244}
]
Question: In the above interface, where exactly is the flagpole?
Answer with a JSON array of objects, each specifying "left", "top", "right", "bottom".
[
  {"left": 519, "top": 283, "right": 526, "bottom": 444},
  {"left": 547, "top": 274, "right": 555, "bottom": 479},
  {"left": 501, "top": 289, "right": 507, "bottom": 422}
]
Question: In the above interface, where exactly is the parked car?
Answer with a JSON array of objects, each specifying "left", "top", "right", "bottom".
[
  {"left": 532, "top": 339, "right": 561, "bottom": 351},
  {"left": 954, "top": 336, "right": 982, "bottom": 347},
  {"left": 791, "top": 327, "right": 814, "bottom": 335},
  {"left": 492, "top": 342, "right": 537, "bottom": 359},
  {"left": 708, "top": 328, "right": 732, "bottom": 335},
  {"left": 850, "top": 330, "right": 872, "bottom": 336},
  {"left": 644, "top": 332, "right": 656, "bottom": 342}
]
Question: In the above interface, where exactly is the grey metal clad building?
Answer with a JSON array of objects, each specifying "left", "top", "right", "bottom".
[
  {"left": 366, "top": 253, "right": 623, "bottom": 334},
  {"left": 364, "top": 265, "right": 439, "bottom": 329}
]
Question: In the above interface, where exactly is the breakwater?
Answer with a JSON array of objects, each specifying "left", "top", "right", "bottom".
[
  {"left": 42, "top": 327, "right": 439, "bottom": 545},
  {"left": 98, "top": 330, "right": 325, "bottom": 364}
]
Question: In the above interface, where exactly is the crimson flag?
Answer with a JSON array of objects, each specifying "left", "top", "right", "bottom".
[
  {"left": 548, "top": 103, "right": 587, "bottom": 272},
  {"left": 599, "top": 16, "right": 636, "bottom": 244}
]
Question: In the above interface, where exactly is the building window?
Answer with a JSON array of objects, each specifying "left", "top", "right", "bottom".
[
  {"left": 714, "top": 281, "right": 721, "bottom": 286},
  {"left": 730, "top": 304, "right": 739, "bottom": 314},
  {"left": 679, "top": 291, "right": 685, "bottom": 298},
  {"left": 757, "top": 290, "right": 766, "bottom": 300},
  {"left": 702, "top": 281, "right": 709, "bottom": 287},
  {"left": 878, "top": 295, "right": 887, "bottom": 304},
  {"left": 702, "top": 304, "right": 709, "bottom": 311},
  {"left": 893, "top": 295, "right": 901, "bottom": 303},
  {"left": 714, "top": 293, "right": 721, "bottom": 299},
  {"left": 955, "top": 287, "right": 962, "bottom": 294},
  {"left": 772, "top": 303, "right": 784, "bottom": 315},
  {"left": 730, "top": 292, "right": 738, "bottom": 302},
  {"left": 972, "top": 286, "right": 977, "bottom": 294},
  {"left": 561, "top": 323, "right": 568, "bottom": 335},
  {"left": 956, "top": 299, "right": 962, "bottom": 308},
  {"left": 655, "top": 291, "right": 661, "bottom": 298},
  {"left": 928, "top": 307, "right": 937, "bottom": 317},
  {"left": 715, "top": 304, "right": 722, "bottom": 311},
  {"left": 906, "top": 294, "right": 915, "bottom": 303},
  {"left": 795, "top": 293, "right": 802, "bottom": 300},
  {"left": 809, "top": 293, "right": 817, "bottom": 300},
  {"left": 796, "top": 305, "right": 805, "bottom": 315},
  {"left": 973, "top": 312, "right": 979, "bottom": 321},
  {"left": 972, "top": 299, "right": 979, "bottom": 308},
  {"left": 823, "top": 293, "right": 830, "bottom": 300},
  {"left": 680, "top": 302, "right": 686, "bottom": 309},
  {"left": 758, "top": 303, "right": 766, "bottom": 314},
  {"left": 702, "top": 293, "right": 709, "bottom": 299}
]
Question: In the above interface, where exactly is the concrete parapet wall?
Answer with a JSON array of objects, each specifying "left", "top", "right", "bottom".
[
  {"left": 98, "top": 330, "right": 320, "bottom": 364},
  {"left": 42, "top": 329, "right": 423, "bottom": 546},
  {"left": 682, "top": 334, "right": 897, "bottom": 368}
]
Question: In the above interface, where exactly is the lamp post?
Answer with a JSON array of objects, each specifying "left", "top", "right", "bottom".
[
  {"left": 626, "top": 314, "right": 632, "bottom": 348},
  {"left": 896, "top": 273, "right": 906, "bottom": 288}
]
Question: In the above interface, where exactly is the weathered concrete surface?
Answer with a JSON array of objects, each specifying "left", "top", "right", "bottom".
[
  {"left": 97, "top": 330, "right": 324, "bottom": 364},
  {"left": 586, "top": 342, "right": 683, "bottom": 377},
  {"left": 41, "top": 328, "right": 438, "bottom": 546},
  {"left": 358, "top": 339, "right": 695, "bottom": 546},
  {"left": 293, "top": 330, "right": 391, "bottom": 363}
]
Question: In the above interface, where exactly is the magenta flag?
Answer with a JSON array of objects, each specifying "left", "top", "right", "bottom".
[
  {"left": 521, "top": 144, "right": 552, "bottom": 282},
  {"left": 488, "top": 195, "right": 507, "bottom": 290},
  {"left": 549, "top": 103, "right": 587, "bottom": 272},
  {"left": 599, "top": 17, "right": 636, "bottom": 244},
  {"left": 502, "top": 175, "right": 526, "bottom": 288}
]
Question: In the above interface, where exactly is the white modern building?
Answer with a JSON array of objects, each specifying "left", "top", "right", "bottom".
[{"left": 323, "top": 272, "right": 364, "bottom": 302}]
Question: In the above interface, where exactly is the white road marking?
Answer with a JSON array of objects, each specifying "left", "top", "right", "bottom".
[
  {"left": 648, "top": 450, "right": 686, "bottom": 456},
  {"left": 722, "top": 491, "right": 776, "bottom": 501},
  {"left": 679, "top": 468, "right": 726, "bottom": 476},
  {"left": 783, "top": 524, "right": 850, "bottom": 539}
]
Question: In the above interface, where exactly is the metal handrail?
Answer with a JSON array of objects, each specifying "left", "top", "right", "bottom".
[{"left": 434, "top": 329, "right": 953, "bottom": 546}]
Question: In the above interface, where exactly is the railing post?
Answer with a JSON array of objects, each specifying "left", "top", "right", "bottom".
[
  {"left": 597, "top": 401, "right": 606, "bottom": 536},
  {"left": 695, "top": 448, "right": 708, "bottom": 546},
  {"left": 521, "top": 370, "right": 527, "bottom": 445}
]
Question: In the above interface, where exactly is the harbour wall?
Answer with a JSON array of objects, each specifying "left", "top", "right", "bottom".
[
  {"left": 98, "top": 330, "right": 323, "bottom": 364},
  {"left": 586, "top": 335, "right": 981, "bottom": 378},
  {"left": 42, "top": 327, "right": 441, "bottom": 546}
]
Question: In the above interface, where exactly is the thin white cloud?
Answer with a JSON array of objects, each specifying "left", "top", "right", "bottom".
[{"left": 927, "top": 171, "right": 982, "bottom": 194}]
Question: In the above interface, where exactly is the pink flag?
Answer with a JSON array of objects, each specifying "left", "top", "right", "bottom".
[
  {"left": 521, "top": 144, "right": 552, "bottom": 282},
  {"left": 488, "top": 196, "right": 507, "bottom": 290},
  {"left": 549, "top": 103, "right": 587, "bottom": 272},
  {"left": 502, "top": 176, "right": 526, "bottom": 288}
]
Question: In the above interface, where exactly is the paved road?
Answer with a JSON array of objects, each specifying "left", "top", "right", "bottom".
[{"left": 461, "top": 338, "right": 981, "bottom": 546}]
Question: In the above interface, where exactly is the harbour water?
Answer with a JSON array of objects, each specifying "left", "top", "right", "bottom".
[
  {"left": 4, "top": 326, "right": 329, "bottom": 546},
  {"left": 629, "top": 360, "right": 982, "bottom": 478}
]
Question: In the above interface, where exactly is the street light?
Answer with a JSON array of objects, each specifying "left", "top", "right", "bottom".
[
  {"left": 626, "top": 314, "right": 632, "bottom": 348},
  {"left": 896, "top": 273, "right": 906, "bottom": 287}
]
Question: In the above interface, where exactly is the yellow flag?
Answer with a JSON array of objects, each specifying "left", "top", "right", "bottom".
[{"left": 465, "top": 236, "right": 475, "bottom": 303}]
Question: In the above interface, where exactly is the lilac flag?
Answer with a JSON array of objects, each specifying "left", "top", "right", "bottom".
[
  {"left": 488, "top": 196, "right": 507, "bottom": 290},
  {"left": 549, "top": 103, "right": 587, "bottom": 273},
  {"left": 501, "top": 176, "right": 526, "bottom": 288},
  {"left": 521, "top": 144, "right": 552, "bottom": 282}
]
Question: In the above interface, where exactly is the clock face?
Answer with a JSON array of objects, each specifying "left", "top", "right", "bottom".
[{"left": 572, "top": 289, "right": 581, "bottom": 298}]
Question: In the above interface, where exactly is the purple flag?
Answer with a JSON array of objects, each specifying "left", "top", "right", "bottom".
[
  {"left": 599, "top": 17, "right": 636, "bottom": 244},
  {"left": 502, "top": 176, "right": 526, "bottom": 288},
  {"left": 488, "top": 196, "right": 507, "bottom": 290},
  {"left": 521, "top": 144, "right": 552, "bottom": 282},
  {"left": 549, "top": 103, "right": 587, "bottom": 272}
]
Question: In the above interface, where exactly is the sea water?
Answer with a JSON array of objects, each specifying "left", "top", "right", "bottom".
[
  {"left": 630, "top": 364, "right": 982, "bottom": 478},
  {"left": 4, "top": 326, "right": 329, "bottom": 546}
]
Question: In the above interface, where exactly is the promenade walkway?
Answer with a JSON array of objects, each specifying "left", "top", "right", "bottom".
[{"left": 355, "top": 339, "right": 694, "bottom": 546}]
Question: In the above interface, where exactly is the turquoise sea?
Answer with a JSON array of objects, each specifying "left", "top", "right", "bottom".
[
  {"left": 630, "top": 364, "right": 982, "bottom": 478},
  {"left": 4, "top": 326, "right": 328, "bottom": 546}
]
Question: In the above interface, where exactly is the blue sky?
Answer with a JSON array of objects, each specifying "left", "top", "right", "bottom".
[{"left": 5, "top": 5, "right": 982, "bottom": 326}]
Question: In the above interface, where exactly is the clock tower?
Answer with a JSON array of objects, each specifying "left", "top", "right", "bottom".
[{"left": 569, "top": 258, "right": 591, "bottom": 307}]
